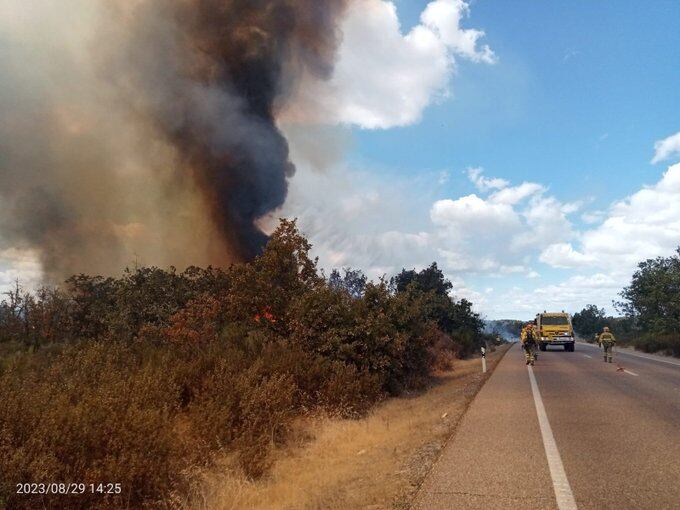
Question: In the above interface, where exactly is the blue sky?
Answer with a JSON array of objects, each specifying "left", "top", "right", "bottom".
[
  {"left": 280, "top": 0, "right": 680, "bottom": 319},
  {"left": 360, "top": 0, "right": 680, "bottom": 200}
]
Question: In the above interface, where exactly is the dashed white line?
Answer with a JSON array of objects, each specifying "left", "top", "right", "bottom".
[
  {"left": 579, "top": 342, "right": 680, "bottom": 367},
  {"left": 616, "top": 350, "right": 680, "bottom": 367},
  {"left": 623, "top": 369, "right": 639, "bottom": 377},
  {"left": 527, "top": 366, "right": 578, "bottom": 510},
  {"left": 582, "top": 354, "right": 592, "bottom": 359}
]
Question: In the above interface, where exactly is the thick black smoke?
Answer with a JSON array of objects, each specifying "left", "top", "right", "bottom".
[
  {"left": 149, "top": 0, "right": 348, "bottom": 259},
  {"left": 0, "top": 0, "right": 347, "bottom": 280}
]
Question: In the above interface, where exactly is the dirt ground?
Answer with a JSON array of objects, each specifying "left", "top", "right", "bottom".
[{"left": 189, "top": 345, "right": 511, "bottom": 510}]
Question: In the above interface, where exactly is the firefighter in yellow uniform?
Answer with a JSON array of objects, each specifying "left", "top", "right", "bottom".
[
  {"left": 521, "top": 323, "right": 537, "bottom": 366},
  {"left": 599, "top": 326, "right": 616, "bottom": 363}
]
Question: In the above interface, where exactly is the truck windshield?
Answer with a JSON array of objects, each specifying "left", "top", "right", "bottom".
[{"left": 541, "top": 316, "right": 569, "bottom": 325}]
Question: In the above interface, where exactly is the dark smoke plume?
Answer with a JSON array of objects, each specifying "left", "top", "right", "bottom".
[
  {"left": 0, "top": 0, "right": 347, "bottom": 280},
  {"left": 133, "top": 0, "right": 348, "bottom": 260}
]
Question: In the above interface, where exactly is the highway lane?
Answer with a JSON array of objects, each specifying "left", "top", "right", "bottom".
[
  {"left": 577, "top": 341, "right": 680, "bottom": 398},
  {"left": 412, "top": 343, "right": 680, "bottom": 509},
  {"left": 536, "top": 344, "right": 680, "bottom": 509}
]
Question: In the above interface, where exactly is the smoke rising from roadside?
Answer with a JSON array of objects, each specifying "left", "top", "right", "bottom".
[{"left": 0, "top": 0, "right": 347, "bottom": 281}]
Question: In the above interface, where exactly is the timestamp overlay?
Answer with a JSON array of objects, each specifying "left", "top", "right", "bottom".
[{"left": 15, "top": 483, "right": 122, "bottom": 496}]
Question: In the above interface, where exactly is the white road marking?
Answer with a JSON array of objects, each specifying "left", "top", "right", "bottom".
[
  {"left": 579, "top": 342, "right": 680, "bottom": 367},
  {"left": 527, "top": 366, "right": 578, "bottom": 510},
  {"left": 582, "top": 354, "right": 592, "bottom": 359},
  {"left": 623, "top": 369, "right": 639, "bottom": 377},
  {"left": 616, "top": 350, "right": 680, "bottom": 367}
]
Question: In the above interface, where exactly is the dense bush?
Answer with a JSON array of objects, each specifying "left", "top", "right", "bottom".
[
  {"left": 392, "top": 263, "right": 485, "bottom": 358},
  {"left": 632, "top": 333, "right": 680, "bottom": 357},
  {"left": 0, "top": 342, "right": 186, "bottom": 509},
  {"left": 0, "top": 219, "right": 484, "bottom": 508}
]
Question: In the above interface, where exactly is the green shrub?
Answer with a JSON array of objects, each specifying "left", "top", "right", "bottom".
[{"left": 633, "top": 333, "right": 680, "bottom": 357}]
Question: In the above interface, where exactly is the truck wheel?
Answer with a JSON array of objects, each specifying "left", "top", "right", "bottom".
[
  {"left": 565, "top": 344, "right": 574, "bottom": 352},
  {"left": 539, "top": 342, "right": 547, "bottom": 351}
]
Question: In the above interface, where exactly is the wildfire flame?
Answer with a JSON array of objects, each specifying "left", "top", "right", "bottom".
[{"left": 254, "top": 307, "right": 276, "bottom": 324}]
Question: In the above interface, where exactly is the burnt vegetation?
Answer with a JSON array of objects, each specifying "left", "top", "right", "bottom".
[{"left": 0, "top": 219, "right": 487, "bottom": 509}]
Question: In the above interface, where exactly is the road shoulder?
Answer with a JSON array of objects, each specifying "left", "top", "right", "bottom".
[{"left": 412, "top": 343, "right": 556, "bottom": 510}]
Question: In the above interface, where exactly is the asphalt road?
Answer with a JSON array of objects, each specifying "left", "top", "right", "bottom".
[{"left": 412, "top": 342, "right": 680, "bottom": 509}]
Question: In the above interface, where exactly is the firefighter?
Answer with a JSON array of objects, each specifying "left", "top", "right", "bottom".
[
  {"left": 521, "top": 323, "right": 537, "bottom": 366},
  {"left": 599, "top": 326, "right": 616, "bottom": 363}
]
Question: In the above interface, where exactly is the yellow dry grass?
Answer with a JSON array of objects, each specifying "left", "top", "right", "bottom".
[{"left": 189, "top": 345, "right": 510, "bottom": 510}]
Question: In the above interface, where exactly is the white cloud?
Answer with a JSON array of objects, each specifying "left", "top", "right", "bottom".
[
  {"left": 501, "top": 195, "right": 576, "bottom": 257},
  {"left": 466, "top": 167, "right": 546, "bottom": 208},
  {"left": 420, "top": 0, "right": 496, "bottom": 64},
  {"left": 500, "top": 163, "right": 680, "bottom": 318},
  {"left": 489, "top": 182, "right": 544, "bottom": 205},
  {"left": 499, "top": 265, "right": 528, "bottom": 274},
  {"left": 278, "top": 158, "right": 581, "bottom": 286},
  {"left": 437, "top": 249, "right": 503, "bottom": 273},
  {"left": 281, "top": 0, "right": 495, "bottom": 129},
  {"left": 487, "top": 272, "right": 623, "bottom": 318},
  {"left": 581, "top": 210, "right": 605, "bottom": 224},
  {"left": 467, "top": 167, "right": 509, "bottom": 192},
  {"left": 279, "top": 150, "right": 680, "bottom": 318},
  {"left": 431, "top": 195, "right": 521, "bottom": 238},
  {"left": 278, "top": 129, "right": 680, "bottom": 320},
  {"left": 560, "top": 201, "right": 582, "bottom": 214},
  {"left": 651, "top": 131, "right": 680, "bottom": 164},
  {"left": 539, "top": 243, "right": 595, "bottom": 268},
  {"left": 539, "top": 163, "right": 680, "bottom": 273}
]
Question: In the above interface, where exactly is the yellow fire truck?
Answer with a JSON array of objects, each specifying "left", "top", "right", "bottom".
[{"left": 536, "top": 311, "right": 575, "bottom": 352}]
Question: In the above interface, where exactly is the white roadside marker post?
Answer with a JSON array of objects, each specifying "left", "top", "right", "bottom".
[{"left": 481, "top": 346, "right": 487, "bottom": 373}]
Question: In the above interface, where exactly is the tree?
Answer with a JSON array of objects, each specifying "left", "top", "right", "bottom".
[
  {"left": 328, "top": 268, "right": 367, "bottom": 298},
  {"left": 392, "top": 262, "right": 452, "bottom": 297},
  {"left": 617, "top": 248, "right": 680, "bottom": 334},
  {"left": 226, "top": 218, "right": 322, "bottom": 336},
  {"left": 572, "top": 304, "right": 607, "bottom": 338},
  {"left": 392, "top": 263, "right": 484, "bottom": 356},
  {"left": 0, "top": 280, "right": 28, "bottom": 344}
]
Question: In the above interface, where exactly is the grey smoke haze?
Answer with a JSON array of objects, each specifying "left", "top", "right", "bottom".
[{"left": 0, "top": 0, "right": 347, "bottom": 282}]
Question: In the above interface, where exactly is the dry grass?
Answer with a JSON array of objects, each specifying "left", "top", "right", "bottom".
[{"left": 188, "top": 345, "right": 511, "bottom": 510}]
